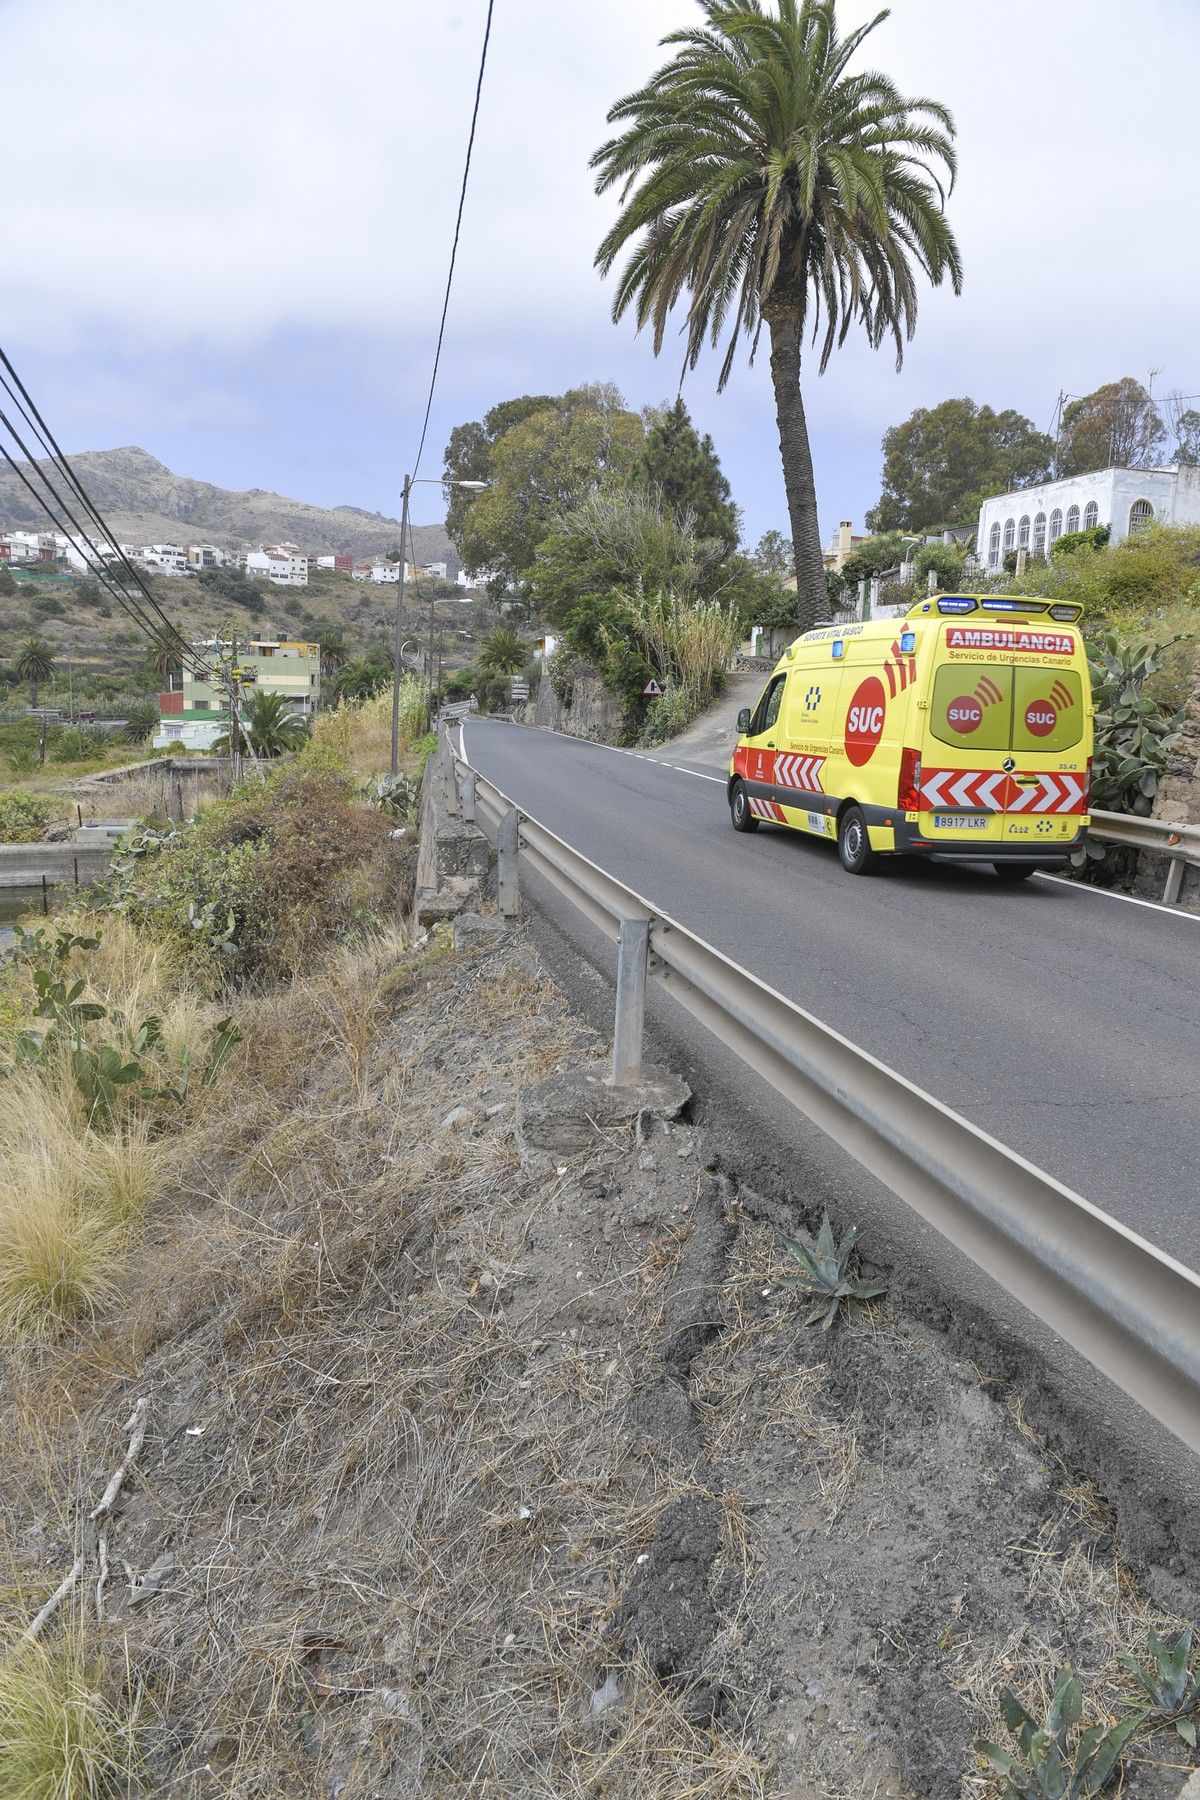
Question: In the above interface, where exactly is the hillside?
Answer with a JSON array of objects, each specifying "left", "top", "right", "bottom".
[{"left": 0, "top": 446, "right": 454, "bottom": 563}]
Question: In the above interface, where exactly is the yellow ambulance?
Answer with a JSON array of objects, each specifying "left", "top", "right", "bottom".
[{"left": 728, "top": 595, "right": 1093, "bottom": 879}]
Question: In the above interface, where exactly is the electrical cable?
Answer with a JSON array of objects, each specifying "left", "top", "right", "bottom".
[
  {"left": 0, "top": 404, "right": 202, "bottom": 671},
  {"left": 0, "top": 407, "right": 200, "bottom": 669},
  {"left": 409, "top": 0, "right": 496, "bottom": 481},
  {"left": 0, "top": 346, "right": 200, "bottom": 664},
  {"left": 0, "top": 430, "right": 196, "bottom": 669}
]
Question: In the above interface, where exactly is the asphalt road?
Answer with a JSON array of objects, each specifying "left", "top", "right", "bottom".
[{"left": 463, "top": 717, "right": 1200, "bottom": 1276}]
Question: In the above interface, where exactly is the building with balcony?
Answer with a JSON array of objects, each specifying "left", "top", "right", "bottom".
[{"left": 152, "top": 637, "right": 321, "bottom": 750}]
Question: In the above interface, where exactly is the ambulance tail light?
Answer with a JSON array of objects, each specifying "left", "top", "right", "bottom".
[
  {"left": 898, "top": 746, "right": 922, "bottom": 811},
  {"left": 1084, "top": 756, "right": 1092, "bottom": 805}
]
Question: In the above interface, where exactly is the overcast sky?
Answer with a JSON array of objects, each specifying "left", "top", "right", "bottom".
[{"left": 3, "top": 0, "right": 1199, "bottom": 549}]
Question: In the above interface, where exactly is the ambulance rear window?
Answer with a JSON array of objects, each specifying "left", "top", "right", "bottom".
[
  {"left": 931, "top": 664, "right": 1013, "bottom": 751},
  {"left": 1011, "top": 667, "right": 1084, "bottom": 753},
  {"left": 931, "top": 663, "right": 1084, "bottom": 752}
]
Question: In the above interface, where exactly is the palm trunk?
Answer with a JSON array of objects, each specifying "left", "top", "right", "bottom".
[{"left": 767, "top": 311, "right": 826, "bottom": 634}]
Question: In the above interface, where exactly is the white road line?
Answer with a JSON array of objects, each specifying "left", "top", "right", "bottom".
[{"left": 1034, "top": 873, "right": 1200, "bottom": 922}]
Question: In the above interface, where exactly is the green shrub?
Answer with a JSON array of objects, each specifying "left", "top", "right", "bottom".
[
  {"left": 0, "top": 789, "right": 53, "bottom": 842},
  {"left": 30, "top": 592, "right": 66, "bottom": 617},
  {"left": 52, "top": 724, "right": 106, "bottom": 762},
  {"left": 913, "top": 541, "right": 966, "bottom": 588},
  {"left": 638, "top": 684, "right": 696, "bottom": 744},
  {"left": 1052, "top": 525, "right": 1110, "bottom": 558},
  {"left": 113, "top": 765, "right": 392, "bottom": 987}
]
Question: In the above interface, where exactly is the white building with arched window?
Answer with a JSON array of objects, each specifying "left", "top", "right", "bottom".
[{"left": 976, "top": 464, "right": 1200, "bottom": 570}]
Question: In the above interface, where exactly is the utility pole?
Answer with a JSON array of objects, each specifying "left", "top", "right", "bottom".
[
  {"left": 390, "top": 476, "right": 412, "bottom": 777},
  {"left": 426, "top": 582, "right": 437, "bottom": 727}
]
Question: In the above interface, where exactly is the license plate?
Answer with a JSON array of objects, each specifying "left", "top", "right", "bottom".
[{"left": 932, "top": 813, "right": 988, "bottom": 831}]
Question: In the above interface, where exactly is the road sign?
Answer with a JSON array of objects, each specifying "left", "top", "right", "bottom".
[
  {"left": 511, "top": 681, "right": 529, "bottom": 700},
  {"left": 642, "top": 678, "right": 665, "bottom": 697}
]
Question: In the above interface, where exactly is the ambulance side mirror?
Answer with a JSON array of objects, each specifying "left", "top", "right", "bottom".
[{"left": 736, "top": 708, "right": 752, "bottom": 734}]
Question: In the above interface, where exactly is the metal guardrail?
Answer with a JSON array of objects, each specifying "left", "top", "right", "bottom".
[
  {"left": 443, "top": 725, "right": 1200, "bottom": 1453},
  {"left": 1088, "top": 809, "right": 1200, "bottom": 905}
]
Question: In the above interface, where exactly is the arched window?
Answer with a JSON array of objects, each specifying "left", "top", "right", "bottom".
[
  {"left": 1049, "top": 508, "right": 1063, "bottom": 544},
  {"left": 1018, "top": 515, "right": 1031, "bottom": 550},
  {"left": 1003, "top": 517, "right": 1016, "bottom": 553},
  {"left": 1065, "top": 504, "right": 1080, "bottom": 534},
  {"left": 1128, "top": 498, "right": 1154, "bottom": 534},
  {"left": 1033, "top": 512, "right": 1047, "bottom": 555},
  {"left": 1083, "top": 500, "right": 1099, "bottom": 530},
  {"left": 988, "top": 521, "right": 1002, "bottom": 568}
]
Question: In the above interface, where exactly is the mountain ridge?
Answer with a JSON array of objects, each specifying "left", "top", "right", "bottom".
[{"left": 0, "top": 446, "right": 455, "bottom": 564}]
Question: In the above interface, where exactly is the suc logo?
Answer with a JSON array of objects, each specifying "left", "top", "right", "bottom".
[
  {"left": 844, "top": 676, "right": 887, "bottom": 766},
  {"left": 1025, "top": 701, "right": 1057, "bottom": 738},
  {"left": 946, "top": 696, "right": 983, "bottom": 733}
]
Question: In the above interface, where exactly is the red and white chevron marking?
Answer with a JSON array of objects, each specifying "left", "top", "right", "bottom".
[
  {"left": 773, "top": 752, "right": 826, "bottom": 793},
  {"left": 920, "top": 768, "right": 1010, "bottom": 811},
  {"left": 1007, "top": 772, "right": 1088, "bottom": 814},
  {"left": 748, "top": 797, "right": 787, "bottom": 822},
  {"left": 919, "top": 769, "right": 1088, "bottom": 814}
]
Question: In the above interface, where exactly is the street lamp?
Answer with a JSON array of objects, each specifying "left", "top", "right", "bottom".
[{"left": 391, "top": 474, "right": 487, "bottom": 774}]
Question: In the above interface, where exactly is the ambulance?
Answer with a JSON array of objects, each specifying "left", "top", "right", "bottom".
[{"left": 728, "top": 595, "right": 1093, "bottom": 879}]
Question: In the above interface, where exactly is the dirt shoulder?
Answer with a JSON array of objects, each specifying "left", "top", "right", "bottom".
[{"left": 2, "top": 910, "right": 1196, "bottom": 1797}]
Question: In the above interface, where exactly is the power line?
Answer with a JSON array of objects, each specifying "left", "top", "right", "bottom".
[
  {"left": 409, "top": 0, "right": 496, "bottom": 481},
  {"left": 0, "top": 346, "right": 201, "bottom": 668},
  {"left": 0, "top": 413, "right": 200, "bottom": 673},
  {"left": 0, "top": 423, "right": 197, "bottom": 670}
]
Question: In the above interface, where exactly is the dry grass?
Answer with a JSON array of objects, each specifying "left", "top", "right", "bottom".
[
  {"left": 0, "top": 927, "right": 772, "bottom": 1796},
  {"left": 953, "top": 1479, "right": 1197, "bottom": 1797},
  {"left": 0, "top": 1074, "right": 165, "bottom": 1338},
  {"left": 310, "top": 678, "right": 427, "bottom": 776},
  {"left": 694, "top": 1222, "right": 866, "bottom": 1527},
  {"left": 0, "top": 1616, "right": 141, "bottom": 1800}
]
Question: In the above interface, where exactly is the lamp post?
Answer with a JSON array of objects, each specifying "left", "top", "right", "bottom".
[{"left": 391, "top": 475, "right": 487, "bottom": 775}]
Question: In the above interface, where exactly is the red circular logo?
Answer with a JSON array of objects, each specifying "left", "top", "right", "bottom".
[
  {"left": 946, "top": 696, "right": 983, "bottom": 734},
  {"left": 845, "top": 676, "right": 887, "bottom": 766},
  {"left": 1025, "top": 701, "right": 1057, "bottom": 738}
]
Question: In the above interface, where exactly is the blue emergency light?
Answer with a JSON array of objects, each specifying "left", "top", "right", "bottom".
[
  {"left": 900, "top": 630, "right": 916, "bottom": 653},
  {"left": 831, "top": 640, "right": 844, "bottom": 658},
  {"left": 936, "top": 596, "right": 976, "bottom": 615}
]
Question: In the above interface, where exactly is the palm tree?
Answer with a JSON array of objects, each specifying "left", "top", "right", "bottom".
[
  {"left": 591, "top": 1, "right": 962, "bottom": 630},
  {"left": 216, "top": 690, "right": 310, "bottom": 758},
  {"left": 14, "top": 635, "right": 55, "bottom": 709},
  {"left": 479, "top": 627, "right": 527, "bottom": 675},
  {"left": 316, "top": 626, "right": 349, "bottom": 682}
]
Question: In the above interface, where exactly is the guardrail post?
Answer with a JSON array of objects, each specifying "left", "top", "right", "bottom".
[
  {"left": 497, "top": 806, "right": 520, "bottom": 918},
  {"left": 439, "top": 727, "right": 460, "bottom": 816},
  {"left": 611, "top": 917, "right": 650, "bottom": 1083},
  {"left": 459, "top": 768, "right": 476, "bottom": 824},
  {"left": 1163, "top": 856, "right": 1184, "bottom": 905}
]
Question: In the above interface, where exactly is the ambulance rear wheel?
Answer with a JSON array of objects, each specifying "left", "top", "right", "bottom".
[
  {"left": 838, "top": 806, "right": 877, "bottom": 874},
  {"left": 993, "top": 862, "right": 1036, "bottom": 882},
  {"left": 730, "top": 782, "right": 758, "bottom": 833}
]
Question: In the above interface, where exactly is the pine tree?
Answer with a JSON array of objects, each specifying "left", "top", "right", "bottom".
[{"left": 633, "top": 398, "right": 739, "bottom": 549}]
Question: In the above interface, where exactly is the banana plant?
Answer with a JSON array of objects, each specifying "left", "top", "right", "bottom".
[
  {"left": 1119, "top": 1625, "right": 1200, "bottom": 1746},
  {"left": 976, "top": 1669, "right": 1143, "bottom": 1798},
  {"left": 780, "top": 1215, "right": 887, "bottom": 1329}
]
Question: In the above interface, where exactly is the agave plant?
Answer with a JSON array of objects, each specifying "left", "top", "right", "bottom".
[
  {"left": 780, "top": 1215, "right": 887, "bottom": 1329},
  {"left": 976, "top": 1669, "right": 1142, "bottom": 1799},
  {"left": 1120, "top": 1625, "right": 1200, "bottom": 1746}
]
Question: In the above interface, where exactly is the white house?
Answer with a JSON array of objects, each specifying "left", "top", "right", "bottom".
[
  {"left": 976, "top": 464, "right": 1200, "bottom": 571},
  {"left": 245, "top": 545, "right": 308, "bottom": 587},
  {"left": 140, "top": 543, "right": 188, "bottom": 575},
  {"left": 187, "top": 544, "right": 226, "bottom": 570}
]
